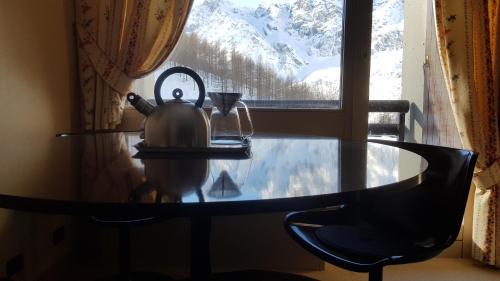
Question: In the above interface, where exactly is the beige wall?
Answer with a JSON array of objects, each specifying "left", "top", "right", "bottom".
[{"left": 0, "top": 0, "right": 78, "bottom": 280}]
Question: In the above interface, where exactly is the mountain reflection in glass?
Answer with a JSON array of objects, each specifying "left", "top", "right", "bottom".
[
  {"left": 3, "top": 133, "right": 426, "bottom": 206},
  {"left": 115, "top": 134, "right": 425, "bottom": 204}
]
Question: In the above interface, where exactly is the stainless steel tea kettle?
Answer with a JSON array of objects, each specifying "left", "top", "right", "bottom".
[{"left": 127, "top": 66, "right": 210, "bottom": 148}]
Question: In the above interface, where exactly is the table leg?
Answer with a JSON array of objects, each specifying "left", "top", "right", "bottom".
[
  {"left": 91, "top": 218, "right": 175, "bottom": 281},
  {"left": 190, "top": 215, "right": 212, "bottom": 280},
  {"left": 118, "top": 226, "right": 131, "bottom": 279}
]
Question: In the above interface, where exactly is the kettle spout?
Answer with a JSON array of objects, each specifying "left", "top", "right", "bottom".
[{"left": 127, "top": 93, "right": 155, "bottom": 116}]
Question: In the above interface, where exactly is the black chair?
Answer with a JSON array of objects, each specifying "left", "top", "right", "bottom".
[{"left": 284, "top": 140, "right": 478, "bottom": 281}]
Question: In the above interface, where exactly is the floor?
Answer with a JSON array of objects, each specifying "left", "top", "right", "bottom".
[
  {"left": 298, "top": 258, "right": 500, "bottom": 281},
  {"left": 48, "top": 257, "right": 500, "bottom": 281}
]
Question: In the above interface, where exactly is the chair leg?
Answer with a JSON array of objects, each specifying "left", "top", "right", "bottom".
[{"left": 369, "top": 268, "right": 383, "bottom": 281}]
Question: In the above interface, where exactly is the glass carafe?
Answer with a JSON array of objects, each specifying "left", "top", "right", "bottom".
[{"left": 208, "top": 92, "right": 253, "bottom": 145}]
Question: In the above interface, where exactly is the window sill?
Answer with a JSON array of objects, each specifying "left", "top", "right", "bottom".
[
  {"left": 118, "top": 106, "right": 347, "bottom": 136},
  {"left": 119, "top": 100, "right": 409, "bottom": 137}
]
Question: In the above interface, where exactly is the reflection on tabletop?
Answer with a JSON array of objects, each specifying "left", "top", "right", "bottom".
[
  {"left": 82, "top": 133, "right": 143, "bottom": 203},
  {"left": 73, "top": 132, "right": 426, "bottom": 205}
]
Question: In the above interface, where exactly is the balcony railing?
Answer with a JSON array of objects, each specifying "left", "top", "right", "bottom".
[
  {"left": 145, "top": 99, "right": 410, "bottom": 141},
  {"left": 368, "top": 100, "right": 409, "bottom": 141}
]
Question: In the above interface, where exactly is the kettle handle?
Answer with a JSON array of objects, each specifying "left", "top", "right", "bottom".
[{"left": 154, "top": 66, "right": 206, "bottom": 108}]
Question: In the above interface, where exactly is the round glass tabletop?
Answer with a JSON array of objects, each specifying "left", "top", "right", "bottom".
[{"left": 0, "top": 132, "right": 427, "bottom": 216}]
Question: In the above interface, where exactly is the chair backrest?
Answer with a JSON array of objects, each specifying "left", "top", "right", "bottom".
[{"left": 364, "top": 140, "right": 478, "bottom": 249}]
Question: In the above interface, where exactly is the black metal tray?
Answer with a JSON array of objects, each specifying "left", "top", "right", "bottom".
[{"left": 133, "top": 138, "right": 251, "bottom": 159}]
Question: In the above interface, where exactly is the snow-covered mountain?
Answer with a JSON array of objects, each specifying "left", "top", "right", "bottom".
[
  {"left": 184, "top": 0, "right": 404, "bottom": 100},
  {"left": 187, "top": 0, "right": 343, "bottom": 80}
]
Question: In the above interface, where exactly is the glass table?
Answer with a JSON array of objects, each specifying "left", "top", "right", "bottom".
[{"left": 0, "top": 132, "right": 428, "bottom": 280}]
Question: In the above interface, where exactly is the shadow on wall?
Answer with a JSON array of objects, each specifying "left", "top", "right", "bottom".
[
  {"left": 405, "top": 102, "right": 424, "bottom": 143},
  {"left": 0, "top": 211, "right": 24, "bottom": 279},
  {"left": 0, "top": 211, "right": 73, "bottom": 280}
]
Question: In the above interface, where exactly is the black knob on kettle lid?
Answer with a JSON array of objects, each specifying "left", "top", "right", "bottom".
[{"left": 172, "top": 88, "right": 183, "bottom": 99}]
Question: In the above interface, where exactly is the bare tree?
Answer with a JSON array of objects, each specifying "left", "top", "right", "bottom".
[{"left": 166, "top": 32, "right": 328, "bottom": 101}]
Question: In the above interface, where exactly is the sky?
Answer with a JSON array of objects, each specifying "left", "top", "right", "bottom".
[
  {"left": 228, "top": 0, "right": 266, "bottom": 7},
  {"left": 193, "top": 0, "right": 267, "bottom": 8}
]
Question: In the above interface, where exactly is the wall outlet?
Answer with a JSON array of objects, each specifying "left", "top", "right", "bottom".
[
  {"left": 6, "top": 254, "right": 23, "bottom": 277},
  {"left": 53, "top": 226, "right": 65, "bottom": 246}
]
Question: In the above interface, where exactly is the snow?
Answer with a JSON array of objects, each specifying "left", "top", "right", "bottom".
[
  {"left": 370, "top": 49, "right": 403, "bottom": 100},
  {"left": 145, "top": 0, "right": 404, "bottom": 102}
]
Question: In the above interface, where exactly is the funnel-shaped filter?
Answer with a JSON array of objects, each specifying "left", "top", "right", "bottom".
[
  {"left": 208, "top": 171, "right": 241, "bottom": 198},
  {"left": 208, "top": 92, "right": 242, "bottom": 116}
]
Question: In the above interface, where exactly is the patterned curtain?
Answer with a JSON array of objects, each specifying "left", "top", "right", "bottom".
[
  {"left": 435, "top": 0, "right": 500, "bottom": 266},
  {"left": 75, "top": 0, "right": 193, "bottom": 130}
]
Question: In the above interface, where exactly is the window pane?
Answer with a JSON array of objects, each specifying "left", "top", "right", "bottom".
[
  {"left": 369, "top": 0, "right": 404, "bottom": 101},
  {"left": 368, "top": 0, "right": 404, "bottom": 136},
  {"left": 141, "top": 0, "right": 344, "bottom": 109}
]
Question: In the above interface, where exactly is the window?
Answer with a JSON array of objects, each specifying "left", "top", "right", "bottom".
[
  {"left": 369, "top": 0, "right": 404, "bottom": 126},
  {"left": 140, "top": 0, "right": 347, "bottom": 108},
  {"left": 130, "top": 0, "right": 407, "bottom": 140}
]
